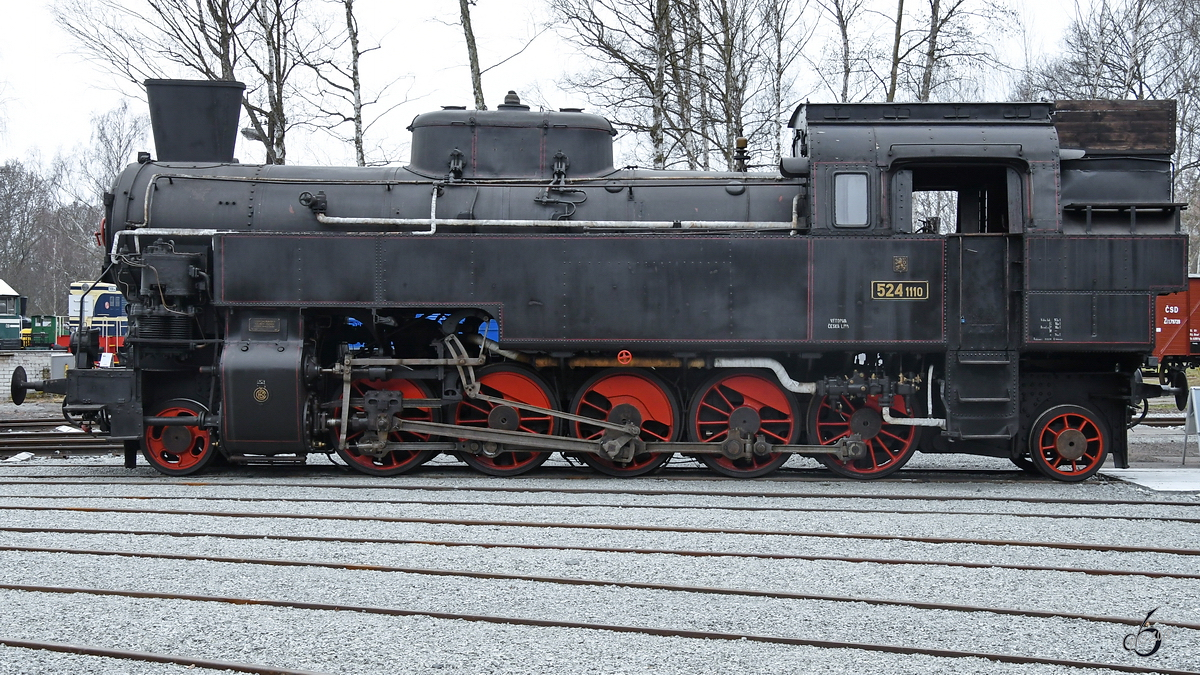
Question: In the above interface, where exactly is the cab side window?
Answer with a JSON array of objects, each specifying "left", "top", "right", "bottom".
[{"left": 834, "top": 173, "right": 869, "bottom": 228}]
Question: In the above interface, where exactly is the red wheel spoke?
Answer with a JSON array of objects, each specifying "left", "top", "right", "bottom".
[
  {"left": 1029, "top": 406, "right": 1108, "bottom": 481},
  {"left": 699, "top": 400, "right": 731, "bottom": 417},
  {"left": 454, "top": 366, "right": 556, "bottom": 476},
  {"left": 866, "top": 440, "right": 881, "bottom": 470},
  {"left": 460, "top": 401, "right": 490, "bottom": 417},
  {"left": 715, "top": 387, "right": 737, "bottom": 411},
  {"left": 581, "top": 398, "right": 610, "bottom": 415},
  {"left": 760, "top": 429, "right": 788, "bottom": 444},
  {"left": 814, "top": 393, "right": 918, "bottom": 478}
]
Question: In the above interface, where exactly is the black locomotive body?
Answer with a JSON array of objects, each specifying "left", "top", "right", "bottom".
[{"left": 15, "top": 81, "right": 1188, "bottom": 480}]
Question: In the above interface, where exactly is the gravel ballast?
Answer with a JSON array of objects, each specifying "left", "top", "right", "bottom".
[{"left": 0, "top": 452, "right": 1196, "bottom": 673}]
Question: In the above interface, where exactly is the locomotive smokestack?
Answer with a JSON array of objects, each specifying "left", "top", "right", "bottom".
[{"left": 145, "top": 79, "right": 246, "bottom": 163}]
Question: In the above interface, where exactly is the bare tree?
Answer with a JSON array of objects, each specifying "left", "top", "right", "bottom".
[
  {"left": 551, "top": 0, "right": 677, "bottom": 167},
  {"left": 708, "top": 0, "right": 750, "bottom": 164},
  {"left": 54, "top": 0, "right": 317, "bottom": 164},
  {"left": 886, "top": 0, "right": 905, "bottom": 101},
  {"left": 555, "top": 0, "right": 808, "bottom": 170},
  {"left": 75, "top": 101, "right": 149, "bottom": 202},
  {"left": 759, "top": 0, "right": 812, "bottom": 161},
  {"left": 813, "top": 0, "right": 869, "bottom": 102},
  {"left": 459, "top": 0, "right": 487, "bottom": 110},
  {"left": 0, "top": 160, "right": 104, "bottom": 315},
  {"left": 901, "top": 0, "right": 1012, "bottom": 101},
  {"left": 300, "top": 0, "right": 411, "bottom": 166}
]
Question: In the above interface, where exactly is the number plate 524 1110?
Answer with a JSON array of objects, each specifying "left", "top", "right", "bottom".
[{"left": 871, "top": 280, "right": 929, "bottom": 300}]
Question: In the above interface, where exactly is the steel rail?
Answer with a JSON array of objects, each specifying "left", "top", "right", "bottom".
[
  {"left": 5, "top": 492, "right": 1200, "bottom": 524},
  {"left": 1, "top": 581, "right": 1196, "bottom": 675},
  {"left": 0, "top": 419, "right": 67, "bottom": 429},
  {"left": 0, "top": 434, "right": 120, "bottom": 447},
  {"left": 0, "top": 433, "right": 114, "bottom": 441},
  {"left": 1138, "top": 416, "right": 1185, "bottom": 427},
  {"left": 3, "top": 504, "right": 1198, "bottom": 557},
  {"left": 0, "top": 447, "right": 120, "bottom": 455},
  {"left": 0, "top": 477, "right": 1197, "bottom": 507},
  {"left": 0, "top": 636, "right": 323, "bottom": 675},
  {"left": 6, "top": 524, "right": 1199, "bottom": 582}
]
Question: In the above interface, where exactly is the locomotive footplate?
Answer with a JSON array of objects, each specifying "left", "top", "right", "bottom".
[{"left": 350, "top": 417, "right": 867, "bottom": 461}]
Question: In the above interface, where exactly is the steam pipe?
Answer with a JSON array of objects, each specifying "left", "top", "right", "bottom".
[
  {"left": 712, "top": 357, "right": 815, "bottom": 394},
  {"left": 313, "top": 215, "right": 794, "bottom": 231},
  {"left": 878, "top": 365, "right": 940, "bottom": 427},
  {"left": 462, "top": 333, "right": 527, "bottom": 362},
  {"left": 881, "top": 406, "right": 945, "bottom": 427},
  {"left": 414, "top": 186, "right": 438, "bottom": 235}
]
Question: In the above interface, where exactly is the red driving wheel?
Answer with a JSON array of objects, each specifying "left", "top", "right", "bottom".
[
  {"left": 455, "top": 365, "right": 556, "bottom": 476},
  {"left": 143, "top": 401, "right": 218, "bottom": 476},
  {"left": 334, "top": 378, "right": 436, "bottom": 476},
  {"left": 687, "top": 370, "right": 798, "bottom": 478},
  {"left": 571, "top": 369, "right": 678, "bottom": 477},
  {"left": 809, "top": 393, "right": 918, "bottom": 479}
]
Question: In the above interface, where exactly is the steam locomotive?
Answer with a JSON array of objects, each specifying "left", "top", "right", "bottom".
[{"left": 11, "top": 80, "right": 1189, "bottom": 481}]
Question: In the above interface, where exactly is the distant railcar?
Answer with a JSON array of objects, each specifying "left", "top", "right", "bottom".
[
  {"left": 25, "top": 315, "right": 70, "bottom": 349},
  {"left": 66, "top": 281, "right": 127, "bottom": 355}
]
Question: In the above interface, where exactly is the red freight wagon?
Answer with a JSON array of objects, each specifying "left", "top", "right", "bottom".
[
  {"left": 1155, "top": 275, "right": 1200, "bottom": 363},
  {"left": 1150, "top": 275, "right": 1200, "bottom": 409}
]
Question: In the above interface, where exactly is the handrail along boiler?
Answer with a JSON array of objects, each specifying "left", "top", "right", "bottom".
[{"left": 12, "top": 82, "right": 1188, "bottom": 480}]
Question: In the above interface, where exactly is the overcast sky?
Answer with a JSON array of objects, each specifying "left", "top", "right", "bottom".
[{"left": 0, "top": 0, "right": 1076, "bottom": 168}]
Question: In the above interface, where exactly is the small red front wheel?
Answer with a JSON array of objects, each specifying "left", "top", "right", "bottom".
[
  {"left": 142, "top": 401, "right": 218, "bottom": 476},
  {"left": 1028, "top": 404, "right": 1109, "bottom": 482}
]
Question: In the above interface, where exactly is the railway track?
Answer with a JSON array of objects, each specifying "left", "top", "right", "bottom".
[
  {"left": 2, "top": 491, "right": 1199, "bottom": 524},
  {"left": 1, "top": 503, "right": 1196, "bottom": 559},
  {"left": 1, "top": 476, "right": 1196, "bottom": 506},
  {"left": 0, "top": 432, "right": 122, "bottom": 454},
  {"left": 1139, "top": 415, "right": 1186, "bottom": 427},
  {"left": 0, "top": 636, "right": 318, "bottom": 675},
  {"left": 0, "top": 417, "right": 67, "bottom": 430},
  {"left": 2, "top": 579, "right": 1197, "bottom": 675},
  {"left": 0, "top": 469, "right": 1196, "bottom": 673},
  {"left": 0, "top": 417, "right": 121, "bottom": 455},
  {"left": 2, "top": 523, "right": 1195, "bottom": 581}
]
